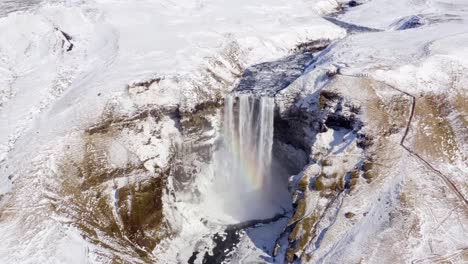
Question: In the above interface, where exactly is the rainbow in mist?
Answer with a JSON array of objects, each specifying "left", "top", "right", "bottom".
[{"left": 221, "top": 93, "right": 275, "bottom": 190}]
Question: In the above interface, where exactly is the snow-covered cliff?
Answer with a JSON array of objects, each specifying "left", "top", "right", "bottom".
[{"left": 0, "top": 0, "right": 467, "bottom": 263}]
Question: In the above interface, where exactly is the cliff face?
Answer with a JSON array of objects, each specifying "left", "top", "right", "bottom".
[{"left": 268, "top": 1, "right": 468, "bottom": 262}]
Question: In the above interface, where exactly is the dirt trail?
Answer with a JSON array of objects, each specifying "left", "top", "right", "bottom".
[{"left": 338, "top": 73, "right": 468, "bottom": 208}]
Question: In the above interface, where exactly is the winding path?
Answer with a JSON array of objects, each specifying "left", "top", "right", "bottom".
[{"left": 337, "top": 73, "right": 468, "bottom": 208}]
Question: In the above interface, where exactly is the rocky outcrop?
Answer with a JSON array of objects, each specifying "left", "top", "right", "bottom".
[{"left": 273, "top": 76, "right": 370, "bottom": 263}]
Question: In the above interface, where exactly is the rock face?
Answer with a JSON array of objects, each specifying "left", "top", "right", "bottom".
[{"left": 53, "top": 106, "right": 180, "bottom": 262}]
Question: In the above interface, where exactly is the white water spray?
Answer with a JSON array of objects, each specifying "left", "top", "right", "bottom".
[
  {"left": 205, "top": 93, "right": 290, "bottom": 220},
  {"left": 220, "top": 93, "right": 275, "bottom": 190}
]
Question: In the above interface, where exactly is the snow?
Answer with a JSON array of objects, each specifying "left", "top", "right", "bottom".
[
  {"left": 0, "top": 0, "right": 344, "bottom": 262},
  {"left": 0, "top": 0, "right": 467, "bottom": 263},
  {"left": 0, "top": 0, "right": 341, "bottom": 190}
]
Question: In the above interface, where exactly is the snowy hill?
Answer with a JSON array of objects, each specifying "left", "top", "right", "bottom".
[{"left": 0, "top": 0, "right": 467, "bottom": 263}]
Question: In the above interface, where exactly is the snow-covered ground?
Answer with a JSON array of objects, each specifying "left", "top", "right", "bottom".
[
  {"left": 0, "top": 0, "right": 467, "bottom": 263},
  {"left": 0, "top": 0, "right": 343, "bottom": 262},
  {"left": 275, "top": 0, "right": 468, "bottom": 263},
  {"left": 0, "top": 0, "right": 344, "bottom": 194}
]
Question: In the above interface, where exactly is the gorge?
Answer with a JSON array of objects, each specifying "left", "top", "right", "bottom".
[{"left": 0, "top": 0, "right": 467, "bottom": 263}]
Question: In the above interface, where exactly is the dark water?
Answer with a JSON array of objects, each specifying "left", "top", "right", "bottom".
[{"left": 200, "top": 213, "right": 288, "bottom": 263}]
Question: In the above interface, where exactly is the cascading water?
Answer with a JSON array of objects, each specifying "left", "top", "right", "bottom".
[
  {"left": 222, "top": 93, "right": 275, "bottom": 190},
  {"left": 208, "top": 93, "right": 289, "bottom": 220}
]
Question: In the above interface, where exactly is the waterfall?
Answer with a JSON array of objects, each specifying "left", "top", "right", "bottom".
[
  {"left": 220, "top": 93, "right": 275, "bottom": 191},
  {"left": 207, "top": 92, "right": 290, "bottom": 220}
]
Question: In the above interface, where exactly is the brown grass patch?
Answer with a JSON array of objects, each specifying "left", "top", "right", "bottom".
[
  {"left": 52, "top": 113, "right": 172, "bottom": 262},
  {"left": 413, "top": 95, "right": 459, "bottom": 163},
  {"left": 117, "top": 176, "right": 167, "bottom": 250}
]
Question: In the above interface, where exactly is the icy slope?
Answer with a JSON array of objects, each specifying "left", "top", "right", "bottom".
[
  {"left": 270, "top": 0, "right": 468, "bottom": 263},
  {"left": 0, "top": 0, "right": 467, "bottom": 263},
  {"left": 0, "top": 0, "right": 344, "bottom": 194},
  {"left": 0, "top": 0, "right": 344, "bottom": 263}
]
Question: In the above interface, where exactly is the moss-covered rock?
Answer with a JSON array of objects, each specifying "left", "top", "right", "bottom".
[
  {"left": 313, "top": 176, "right": 326, "bottom": 191},
  {"left": 322, "top": 159, "right": 332, "bottom": 166},
  {"left": 362, "top": 160, "right": 374, "bottom": 172},
  {"left": 345, "top": 212, "right": 355, "bottom": 219},
  {"left": 118, "top": 176, "right": 166, "bottom": 251},
  {"left": 297, "top": 177, "right": 310, "bottom": 191}
]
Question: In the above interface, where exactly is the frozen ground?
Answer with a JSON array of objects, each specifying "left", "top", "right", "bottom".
[
  {"left": 0, "top": 0, "right": 343, "bottom": 197},
  {"left": 0, "top": 0, "right": 467, "bottom": 263},
  {"left": 0, "top": 0, "right": 343, "bottom": 262}
]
